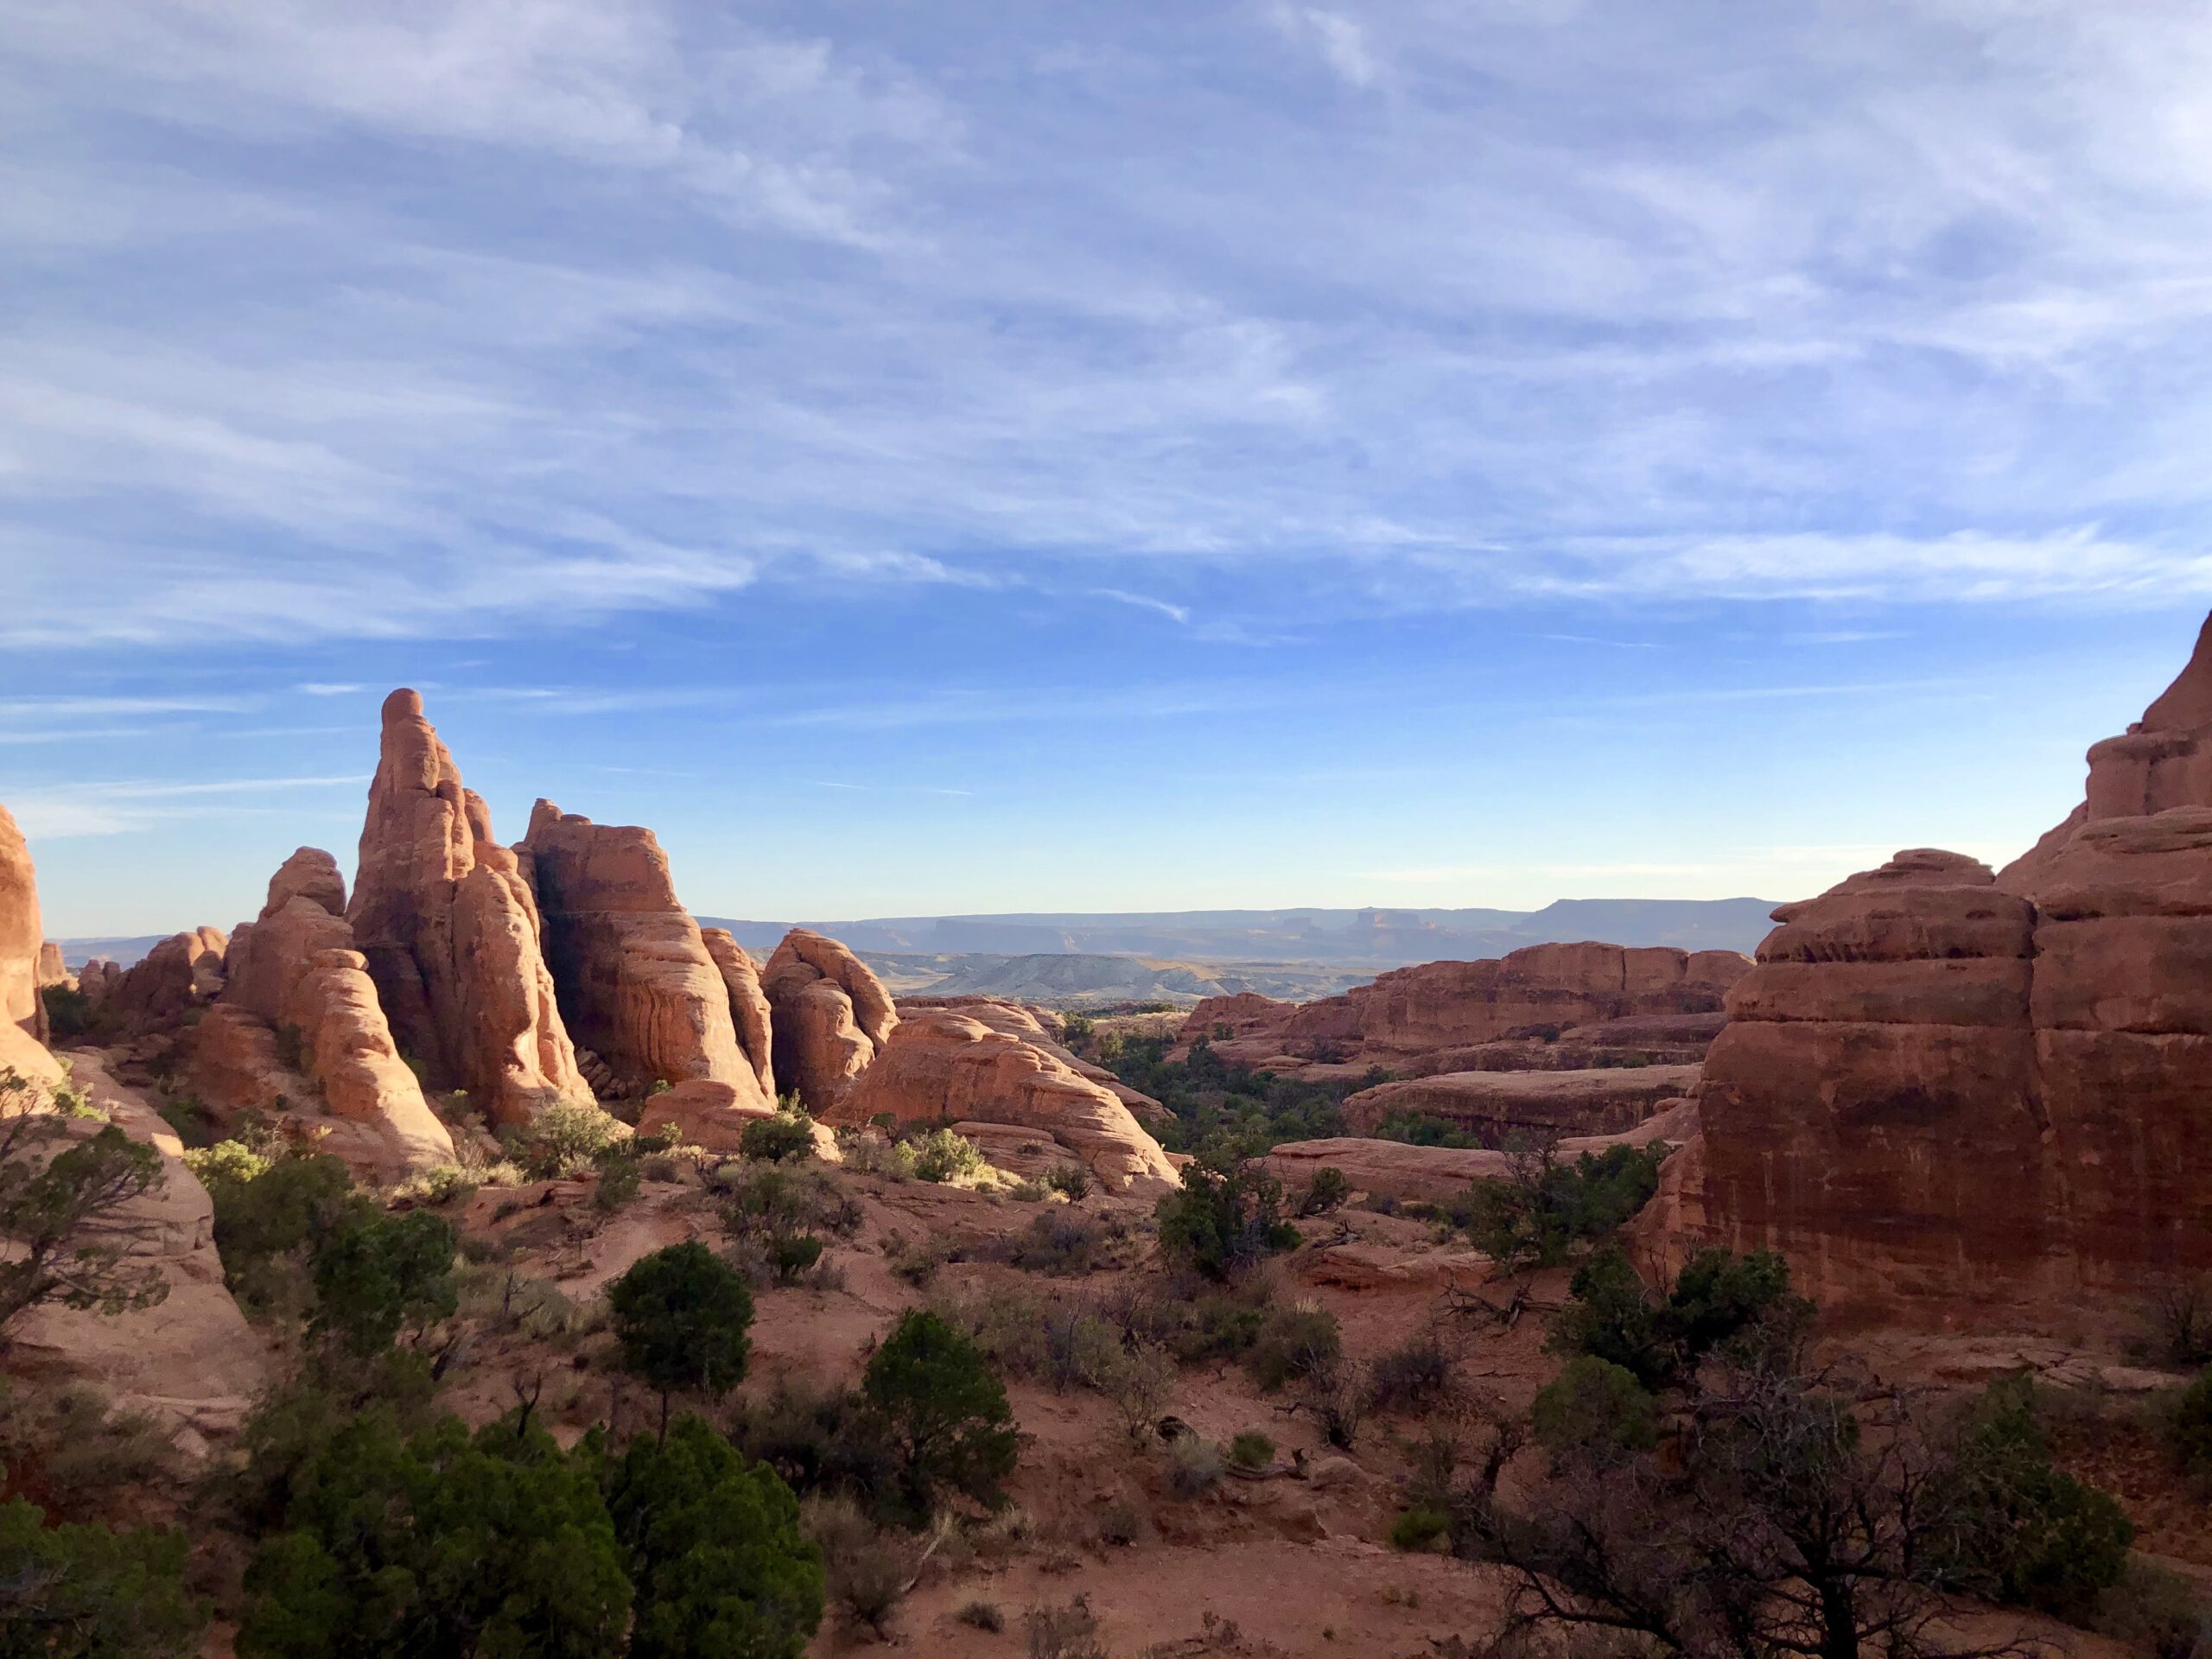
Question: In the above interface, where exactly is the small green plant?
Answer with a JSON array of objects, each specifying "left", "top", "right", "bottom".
[
  {"left": 1389, "top": 1505, "right": 1450, "bottom": 1551},
  {"left": 591, "top": 1154, "right": 641, "bottom": 1212},
  {"left": 741, "top": 1112, "right": 818, "bottom": 1165},
  {"left": 767, "top": 1233, "right": 826, "bottom": 1286},
  {"left": 1465, "top": 1140, "right": 1669, "bottom": 1270},
  {"left": 39, "top": 982, "right": 94, "bottom": 1040},
  {"left": 864, "top": 1308, "right": 1020, "bottom": 1522},
  {"left": 1154, "top": 1155, "right": 1299, "bottom": 1280},
  {"left": 956, "top": 1599, "right": 1006, "bottom": 1631},
  {"left": 606, "top": 1242, "right": 754, "bottom": 1421},
  {"left": 1532, "top": 1356, "right": 1659, "bottom": 1468},
  {"left": 1298, "top": 1166, "right": 1351, "bottom": 1217},
  {"left": 1548, "top": 1244, "right": 1812, "bottom": 1389},
  {"left": 1168, "top": 1435, "right": 1224, "bottom": 1497},
  {"left": 1246, "top": 1301, "right": 1341, "bottom": 1391},
  {"left": 505, "top": 1097, "right": 630, "bottom": 1179},
  {"left": 1043, "top": 1162, "right": 1092, "bottom": 1200},
  {"left": 2170, "top": 1364, "right": 2212, "bottom": 1482},
  {"left": 1367, "top": 1327, "right": 1453, "bottom": 1415},
  {"left": 910, "top": 1126, "right": 983, "bottom": 1184},
  {"left": 1227, "top": 1430, "right": 1274, "bottom": 1471}
]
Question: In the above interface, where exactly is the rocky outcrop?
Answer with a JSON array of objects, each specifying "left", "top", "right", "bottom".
[
  {"left": 519, "top": 804, "right": 770, "bottom": 1109},
  {"left": 219, "top": 850, "right": 454, "bottom": 1170},
  {"left": 1675, "top": 617, "right": 2212, "bottom": 1316},
  {"left": 761, "top": 929, "right": 897, "bottom": 1114},
  {"left": 1175, "top": 944, "right": 1751, "bottom": 1076},
  {"left": 348, "top": 690, "right": 588, "bottom": 1125},
  {"left": 899, "top": 994, "right": 1168, "bottom": 1122},
  {"left": 9, "top": 1055, "right": 267, "bottom": 1435},
  {"left": 0, "top": 804, "right": 56, "bottom": 1079},
  {"left": 836, "top": 1008, "right": 1177, "bottom": 1194},
  {"left": 1343, "top": 1064, "right": 1700, "bottom": 1140},
  {"left": 35, "top": 942, "right": 68, "bottom": 992},
  {"left": 99, "top": 926, "right": 228, "bottom": 1037},
  {"left": 75, "top": 958, "right": 118, "bottom": 1002},
  {"left": 700, "top": 930, "right": 775, "bottom": 1100}
]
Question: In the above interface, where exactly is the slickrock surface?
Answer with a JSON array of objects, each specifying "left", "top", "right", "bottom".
[
  {"left": 10, "top": 1052, "right": 267, "bottom": 1435},
  {"left": 1343, "top": 1063, "right": 1700, "bottom": 1138},
  {"left": 98, "top": 925, "right": 228, "bottom": 1037},
  {"left": 34, "top": 940, "right": 67, "bottom": 991},
  {"left": 220, "top": 849, "right": 454, "bottom": 1170},
  {"left": 1672, "top": 620, "right": 2212, "bottom": 1316},
  {"left": 349, "top": 690, "right": 587, "bottom": 1124},
  {"left": 899, "top": 993, "right": 1169, "bottom": 1122},
  {"left": 1175, "top": 944, "right": 1750, "bottom": 1073},
  {"left": 1265, "top": 1102, "right": 1697, "bottom": 1207},
  {"left": 836, "top": 1007, "right": 1178, "bottom": 1194},
  {"left": 0, "top": 804, "right": 48, "bottom": 1057},
  {"left": 699, "top": 928, "right": 775, "bottom": 1099},
  {"left": 521, "top": 803, "right": 770, "bottom": 1108},
  {"left": 761, "top": 928, "right": 898, "bottom": 1113}
]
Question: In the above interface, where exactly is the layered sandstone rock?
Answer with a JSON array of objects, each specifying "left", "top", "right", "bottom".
[
  {"left": 349, "top": 690, "right": 587, "bottom": 1124},
  {"left": 1175, "top": 944, "right": 1751, "bottom": 1076},
  {"left": 1343, "top": 1063, "right": 1700, "bottom": 1140},
  {"left": 220, "top": 850, "right": 454, "bottom": 1170},
  {"left": 0, "top": 804, "right": 56, "bottom": 1077},
  {"left": 99, "top": 926, "right": 228, "bottom": 1037},
  {"left": 35, "top": 941, "right": 68, "bottom": 992},
  {"left": 10, "top": 1055, "right": 267, "bottom": 1433},
  {"left": 519, "top": 804, "right": 770, "bottom": 1109},
  {"left": 836, "top": 1008, "right": 1177, "bottom": 1194},
  {"left": 75, "top": 958, "right": 118, "bottom": 1003},
  {"left": 899, "top": 994, "right": 1168, "bottom": 1122},
  {"left": 700, "top": 929, "right": 775, "bottom": 1100},
  {"left": 761, "top": 929, "right": 897, "bottom": 1113}
]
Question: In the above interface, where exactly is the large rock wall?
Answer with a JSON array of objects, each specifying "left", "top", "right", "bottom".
[
  {"left": 518, "top": 803, "right": 772, "bottom": 1109},
  {"left": 761, "top": 928, "right": 897, "bottom": 1113},
  {"left": 1344, "top": 1063, "right": 1700, "bottom": 1141},
  {"left": 97, "top": 926, "right": 229, "bottom": 1037},
  {"left": 1675, "top": 616, "right": 2212, "bottom": 1313},
  {"left": 0, "top": 804, "right": 58, "bottom": 1081},
  {"left": 1177, "top": 944, "right": 1751, "bottom": 1072},
  {"left": 348, "top": 690, "right": 587, "bottom": 1125}
]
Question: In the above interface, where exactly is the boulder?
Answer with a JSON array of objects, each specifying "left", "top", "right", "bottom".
[
  {"left": 98, "top": 926, "right": 228, "bottom": 1037},
  {"left": 518, "top": 804, "right": 771, "bottom": 1108},
  {"left": 1175, "top": 944, "right": 1751, "bottom": 1072},
  {"left": 761, "top": 929, "right": 897, "bottom": 1114},
  {"left": 899, "top": 994, "right": 1168, "bottom": 1122},
  {"left": 1342, "top": 1065, "right": 1699, "bottom": 1139},
  {"left": 221, "top": 855, "right": 454, "bottom": 1170},
  {"left": 348, "top": 690, "right": 588, "bottom": 1124},
  {"left": 835, "top": 1008, "right": 1178, "bottom": 1195}
]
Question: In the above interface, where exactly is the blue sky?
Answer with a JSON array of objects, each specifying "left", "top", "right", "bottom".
[{"left": 5, "top": 0, "right": 2212, "bottom": 936}]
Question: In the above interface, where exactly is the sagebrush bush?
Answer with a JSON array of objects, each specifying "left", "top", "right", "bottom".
[
  {"left": 1367, "top": 1328, "right": 1453, "bottom": 1414},
  {"left": 1168, "top": 1435, "right": 1224, "bottom": 1498},
  {"left": 1227, "top": 1430, "right": 1274, "bottom": 1471},
  {"left": 909, "top": 1127, "right": 984, "bottom": 1184},
  {"left": 741, "top": 1112, "right": 818, "bottom": 1165},
  {"left": 505, "top": 1097, "right": 631, "bottom": 1179},
  {"left": 1043, "top": 1163, "right": 1091, "bottom": 1200},
  {"left": 1246, "top": 1301, "right": 1341, "bottom": 1391},
  {"left": 1389, "top": 1505, "right": 1450, "bottom": 1551},
  {"left": 1532, "top": 1356, "right": 1658, "bottom": 1468},
  {"left": 2171, "top": 1365, "right": 2212, "bottom": 1482}
]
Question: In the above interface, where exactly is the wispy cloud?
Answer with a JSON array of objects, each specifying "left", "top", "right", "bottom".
[
  {"left": 296, "top": 682, "right": 365, "bottom": 696},
  {"left": 9, "top": 775, "right": 367, "bottom": 837}
]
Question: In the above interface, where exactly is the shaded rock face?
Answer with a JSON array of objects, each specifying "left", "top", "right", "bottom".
[
  {"left": 99, "top": 926, "right": 228, "bottom": 1038},
  {"left": 1682, "top": 613, "right": 2212, "bottom": 1314},
  {"left": 349, "top": 690, "right": 587, "bottom": 1125},
  {"left": 761, "top": 929, "right": 897, "bottom": 1114},
  {"left": 35, "top": 942, "right": 68, "bottom": 991},
  {"left": 518, "top": 804, "right": 771, "bottom": 1110},
  {"left": 699, "top": 929, "right": 774, "bottom": 1099},
  {"left": 1176, "top": 944, "right": 1751, "bottom": 1076},
  {"left": 836, "top": 1008, "right": 1178, "bottom": 1194},
  {"left": 220, "top": 852, "right": 454, "bottom": 1170},
  {"left": 1343, "top": 1064, "right": 1700, "bottom": 1141}
]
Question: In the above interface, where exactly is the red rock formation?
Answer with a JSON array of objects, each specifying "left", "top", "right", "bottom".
[
  {"left": 1343, "top": 1063, "right": 1700, "bottom": 1140},
  {"left": 348, "top": 690, "right": 588, "bottom": 1124},
  {"left": 1175, "top": 944, "right": 1751, "bottom": 1075},
  {"left": 761, "top": 929, "right": 897, "bottom": 1113},
  {"left": 0, "top": 803, "right": 57, "bottom": 1077},
  {"left": 836, "top": 1007, "right": 1176, "bottom": 1194},
  {"left": 99, "top": 926, "right": 228, "bottom": 1036},
  {"left": 75, "top": 958, "right": 118, "bottom": 1003},
  {"left": 700, "top": 929, "right": 775, "bottom": 1100},
  {"left": 1674, "top": 620, "right": 2212, "bottom": 1316},
  {"left": 519, "top": 803, "right": 771, "bottom": 1109},
  {"left": 35, "top": 941, "right": 68, "bottom": 991},
  {"left": 898, "top": 994, "right": 1168, "bottom": 1122},
  {"left": 220, "top": 849, "right": 454, "bottom": 1169}
]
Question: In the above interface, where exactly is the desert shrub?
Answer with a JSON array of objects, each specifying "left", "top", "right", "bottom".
[
  {"left": 865, "top": 1308, "right": 1019, "bottom": 1522},
  {"left": 201, "top": 1150, "right": 353, "bottom": 1310},
  {"left": 2091, "top": 1560, "right": 2212, "bottom": 1659},
  {"left": 1009, "top": 1179, "right": 1046, "bottom": 1201},
  {"left": 1296, "top": 1352, "right": 1368, "bottom": 1450},
  {"left": 885, "top": 1227, "right": 957, "bottom": 1287},
  {"left": 730, "top": 1380, "right": 899, "bottom": 1510},
  {"left": 1226, "top": 1430, "right": 1274, "bottom": 1471},
  {"left": 957, "top": 1599, "right": 1007, "bottom": 1632},
  {"left": 1532, "top": 1357, "right": 1658, "bottom": 1469},
  {"left": 607, "top": 1242, "right": 754, "bottom": 1415},
  {"left": 835, "top": 1131, "right": 918, "bottom": 1181},
  {"left": 995, "top": 1210, "right": 1111, "bottom": 1275},
  {"left": 1370, "top": 1109, "right": 1483, "bottom": 1149},
  {"left": 1089, "top": 1035, "right": 1355, "bottom": 1161},
  {"left": 1084, "top": 1337, "right": 1177, "bottom": 1444},
  {"left": 602, "top": 1413, "right": 823, "bottom": 1659},
  {"left": 1043, "top": 1162, "right": 1091, "bottom": 1200},
  {"left": 182, "top": 1137, "right": 270, "bottom": 1188},
  {"left": 1368, "top": 1328, "right": 1453, "bottom": 1416},
  {"left": 0, "top": 1497, "right": 201, "bottom": 1658},
  {"left": 505, "top": 1096, "right": 631, "bottom": 1179},
  {"left": 391, "top": 1161, "right": 476, "bottom": 1207},
  {"left": 155, "top": 1093, "right": 217, "bottom": 1148},
  {"left": 909, "top": 1126, "right": 984, "bottom": 1184},
  {"left": 237, "top": 1410, "right": 629, "bottom": 1659},
  {"left": 802, "top": 1492, "right": 922, "bottom": 1635},
  {"left": 591, "top": 1153, "right": 641, "bottom": 1211},
  {"left": 1465, "top": 1141, "right": 1668, "bottom": 1270},
  {"left": 2144, "top": 1277, "right": 2212, "bottom": 1370},
  {"left": 2171, "top": 1365, "right": 2212, "bottom": 1481},
  {"left": 768, "top": 1233, "right": 826, "bottom": 1285},
  {"left": 1298, "top": 1165, "right": 1351, "bottom": 1217},
  {"left": 1246, "top": 1301, "right": 1341, "bottom": 1391},
  {"left": 1168, "top": 1434, "right": 1224, "bottom": 1497},
  {"left": 1935, "top": 1375, "right": 2133, "bottom": 1618},
  {"left": 1154, "top": 1156, "right": 1300, "bottom": 1280},
  {"left": 721, "top": 1166, "right": 862, "bottom": 1245},
  {"left": 40, "top": 982, "right": 93, "bottom": 1040},
  {"left": 1026, "top": 1597, "right": 1109, "bottom": 1659},
  {"left": 459, "top": 1268, "right": 598, "bottom": 1344},
  {"left": 308, "top": 1205, "right": 458, "bottom": 1354},
  {"left": 741, "top": 1112, "right": 818, "bottom": 1165},
  {"left": 1390, "top": 1505, "right": 1451, "bottom": 1551},
  {"left": 0, "top": 1382, "right": 174, "bottom": 1522},
  {"left": 1167, "top": 1282, "right": 1272, "bottom": 1363},
  {"left": 1548, "top": 1245, "right": 1811, "bottom": 1389}
]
